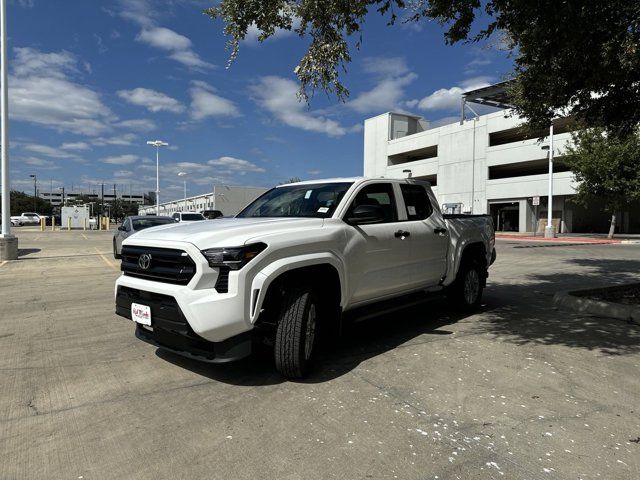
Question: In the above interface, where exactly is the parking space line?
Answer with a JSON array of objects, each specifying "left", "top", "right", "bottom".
[
  {"left": 0, "top": 261, "right": 6, "bottom": 268},
  {"left": 81, "top": 234, "right": 88, "bottom": 240},
  {"left": 94, "top": 247, "right": 119, "bottom": 271}
]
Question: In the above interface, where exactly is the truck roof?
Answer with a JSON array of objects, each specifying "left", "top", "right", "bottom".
[{"left": 278, "top": 177, "right": 430, "bottom": 187}]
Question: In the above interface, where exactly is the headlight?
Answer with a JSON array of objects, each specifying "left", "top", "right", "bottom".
[{"left": 201, "top": 243, "right": 267, "bottom": 270}]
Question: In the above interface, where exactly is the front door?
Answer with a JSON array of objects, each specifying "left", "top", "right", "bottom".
[{"left": 343, "top": 182, "right": 412, "bottom": 305}]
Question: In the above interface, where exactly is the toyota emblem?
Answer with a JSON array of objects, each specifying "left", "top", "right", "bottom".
[{"left": 138, "top": 253, "right": 152, "bottom": 270}]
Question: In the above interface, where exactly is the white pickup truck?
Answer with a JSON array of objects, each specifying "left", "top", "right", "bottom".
[
  {"left": 10, "top": 212, "right": 47, "bottom": 226},
  {"left": 115, "top": 177, "right": 495, "bottom": 378}
]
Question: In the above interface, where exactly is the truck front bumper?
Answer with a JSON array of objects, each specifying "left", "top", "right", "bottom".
[{"left": 115, "top": 283, "right": 252, "bottom": 363}]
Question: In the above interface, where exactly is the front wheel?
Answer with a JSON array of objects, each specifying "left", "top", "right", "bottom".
[
  {"left": 448, "top": 262, "right": 484, "bottom": 312},
  {"left": 274, "top": 286, "right": 318, "bottom": 379}
]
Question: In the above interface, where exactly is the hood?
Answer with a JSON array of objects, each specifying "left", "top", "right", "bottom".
[{"left": 124, "top": 217, "right": 325, "bottom": 249}]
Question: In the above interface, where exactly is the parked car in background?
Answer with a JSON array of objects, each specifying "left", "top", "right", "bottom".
[
  {"left": 202, "top": 209, "right": 224, "bottom": 219},
  {"left": 10, "top": 212, "right": 48, "bottom": 226},
  {"left": 113, "top": 216, "right": 175, "bottom": 259},
  {"left": 171, "top": 212, "right": 205, "bottom": 222}
]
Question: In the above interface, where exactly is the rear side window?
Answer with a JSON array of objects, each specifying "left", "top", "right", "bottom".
[{"left": 400, "top": 184, "right": 433, "bottom": 220}]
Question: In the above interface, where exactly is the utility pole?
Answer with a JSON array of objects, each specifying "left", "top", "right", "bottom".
[
  {"left": 29, "top": 174, "right": 37, "bottom": 211},
  {"left": 544, "top": 124, "right": 556, "bottom": 238}
]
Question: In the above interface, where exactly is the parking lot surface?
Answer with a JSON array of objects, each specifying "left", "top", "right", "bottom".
[{"left": 1, "top": 230, "right": 639, "bottom": 479}]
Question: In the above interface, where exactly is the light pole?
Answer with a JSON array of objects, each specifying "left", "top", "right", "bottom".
[
  {"left": 0, "top": 0, "right": 18, "bottom": 260},
  {"left": 146, "top": 140, "right": 168, "bottom": 215},
  {"left": 29, "top": 174, "right": 37, "bottom": 211},
  {"left": 543, "top": 124, "right": 555, "bottom": 238},
  {"left": 178, "top": 171, "right": 188, "bottom": 211}
]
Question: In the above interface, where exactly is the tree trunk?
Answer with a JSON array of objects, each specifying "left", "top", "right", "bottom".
[{"left": 607, "top": 213, "right": 616, "bottom": 239}]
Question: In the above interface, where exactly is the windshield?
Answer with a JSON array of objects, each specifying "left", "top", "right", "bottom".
[
  {"left": 132, "top": 218, "right": 175, "bottom": 230},
  {"left": 237, "top": 182, "right": 353, "bottom": 218},
  {"left": 181, "top": 213, "right": 205, "bottom": 221}
]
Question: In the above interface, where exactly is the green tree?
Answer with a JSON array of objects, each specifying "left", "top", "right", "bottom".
[
  {"left": 1, "top": 190, "right": 53, "bottom": 216},
  {"left": 279, "top": 176, "right": 303, "bottom": 185},
  {"left": 565, "top": 128, "right": 640, "bottom": 238},
  {"left": 206, "top": 0, "right": 640, "bottom": 134}
]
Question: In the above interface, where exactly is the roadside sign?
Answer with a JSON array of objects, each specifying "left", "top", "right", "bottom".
[{"left": 532, "top": 196, "right": 540, "bottom": 206}]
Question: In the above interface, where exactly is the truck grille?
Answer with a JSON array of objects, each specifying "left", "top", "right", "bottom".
[{"left": 121, "top": 245, "right": 196, "bottom": 285}]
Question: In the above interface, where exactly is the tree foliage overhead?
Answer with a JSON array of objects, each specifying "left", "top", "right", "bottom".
[{"left": 206, "top": 0, "right": 640, "bottom": 134}]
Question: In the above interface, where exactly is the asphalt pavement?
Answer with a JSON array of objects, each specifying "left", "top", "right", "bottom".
[{"left": 1, "top": 230, "right": 639, "bottom": 479}]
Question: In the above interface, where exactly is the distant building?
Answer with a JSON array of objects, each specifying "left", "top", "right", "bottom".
[
  {"left": 39, "top": 190, "right": 148, "bottom": 207},
  {"left": 363, "top": 82, "right": 640, "bottom": 234},
  {"left": 138, "top": 185, "right": 269, "bottom": 217}
]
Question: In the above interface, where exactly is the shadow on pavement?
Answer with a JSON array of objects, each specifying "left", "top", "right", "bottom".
[
  {"left": 156, "top": 297, "right": 480, "bottom": 386},
  {"left": 156, "top": 257, "right": 640, "bottom": 385},
  {"left": 478, "top": 257, "right": 640, "bottom": 356},
  {"left": 18, "top": 248, "right": 41, "bottom": 257}
]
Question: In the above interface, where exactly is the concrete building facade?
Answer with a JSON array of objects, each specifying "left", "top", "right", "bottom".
[
  {"left": 138, "top": 185, "right": 268, "bottom": 217},
  {"left": 364, "top": 110, "right": 639, "bottom": 234},
  {"left": 39, "top": 190, "right": 148, "bottom": 207}
]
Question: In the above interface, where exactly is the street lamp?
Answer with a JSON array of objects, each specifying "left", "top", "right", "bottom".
[
  {"left": 146, "top": 139, "right": 169, "bottom": 215},
  {"left": 29, "top": 174, "right": 37, "bottom": 212},
  {"left": 541, "top": 124, "right": 555, "bottom": 238},
  {"left": 178, "top": 171, "right": 188, "bottom": 211}
]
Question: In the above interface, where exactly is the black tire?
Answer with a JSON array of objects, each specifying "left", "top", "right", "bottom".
[
  {"left": 448, "top": 261, "right": 484, "bottom": 312},
  {"left": 274, "top": 286, "right": 318, "bottom": 379},
  {"left": 113, "top": 240, "right": 121, "bottom": 260}
]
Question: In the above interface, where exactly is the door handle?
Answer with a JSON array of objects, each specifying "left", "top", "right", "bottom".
[
  {"left": 394, "top": 230, "right": 410, "bottom": 239},
  {"left": 434, "top": 227, "right": 447, "bottom": 235}
]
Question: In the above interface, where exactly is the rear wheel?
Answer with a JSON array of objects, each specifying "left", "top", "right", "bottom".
[
  {"left": 448, "top": 261, "right": 484, "bottom": 312},
  {"left": 274, "top": 286, "right": 318, "bottom": 379}
]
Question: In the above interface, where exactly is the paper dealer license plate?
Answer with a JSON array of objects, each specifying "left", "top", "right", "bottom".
[{"left": 131, "top": 303, "right": 152, "bottom": 326}]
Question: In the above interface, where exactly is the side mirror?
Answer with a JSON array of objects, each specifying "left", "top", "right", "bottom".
[
  {"left": 346, "top": 204, "right": 386, "bottom": 225},
  {"left": 118, "top": 225, "right": 127, "bottom": 231}
]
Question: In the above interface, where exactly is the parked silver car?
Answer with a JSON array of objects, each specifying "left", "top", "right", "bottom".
[{"left": 113, "top": 216, "right": 175, "bottom": 259}]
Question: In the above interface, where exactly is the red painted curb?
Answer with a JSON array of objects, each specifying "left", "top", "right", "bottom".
[{"left": 495, "top": 234, "right": 620, "bottom": 244}]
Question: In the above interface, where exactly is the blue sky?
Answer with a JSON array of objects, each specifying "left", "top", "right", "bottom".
[{"left": 6, "top": 0, "right": 512, "bottom": 201}]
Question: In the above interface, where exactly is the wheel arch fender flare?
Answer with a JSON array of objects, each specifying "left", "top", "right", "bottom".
[{"left": 249, "top": 253, "right": 347, "bottom": 324}]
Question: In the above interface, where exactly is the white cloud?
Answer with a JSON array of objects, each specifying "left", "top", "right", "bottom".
[
  {"left": 20, "top": 157, "right": 59, "bottom": 169},
  {"left": 251, "top": 76, "right": 351, "bottom": 137},
  {"left": 135, "top": 25, "right": 214, "bottom": 70},
  {"left": 22, "top": 143, "right": 77, "bottom": 159},
  {"left": 136, "top": 27, "right": 192, "bottom": 51},
  {"left": 349, "top": 74, "right": 417, "bottom": 114},
  {"left": 414, "top": 76, "right": 494, "bottom": 112},
  {"left": 61, "top": 142, "right": 91, "bottom": 151},
  {"left": 347, "top": 57, "right": 417, "bottom": 114},
  {"left": 115, "top": 118, "right": 157, "bottom": 132},
  {"left": 307, "top": 169, "right": 322, "bottom": 175},
  {"left": 361, "top": 56, "right": 411, "bottom": 77},
  {"left": 117, "top": 87, "right": 185, "bottom": 113},
  {"left": 114, "top": 170, "right": 133, "bottom": 178},
  {"left": 103, "top": 154, "right": 139, "bottom": 165},
  {"left": 92, "top": 133, "right": 137, "bottom": 147},
  {"left": 190, "top": 81, "right": 240, "bottom": 120},
  {"left": 207, "top": 156, "right": 265, "bottom": 174},
  {"left": 10, "top": 48, "right": 114, "bottom": 135},
  {"left": 242, "top": 17, "right": 300, "bottom": 45}
]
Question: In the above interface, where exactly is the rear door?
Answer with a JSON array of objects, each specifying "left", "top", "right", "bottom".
[
  {"left": 343, "top": 182, "right": 413, "bottom": 304},
  {"left": 398, "top": 183, "right": 449, "bottom": 287}
]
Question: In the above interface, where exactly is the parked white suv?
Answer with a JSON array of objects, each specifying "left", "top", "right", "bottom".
[{"left": 115, "top": 178, "right": 495, "bottom": 378}]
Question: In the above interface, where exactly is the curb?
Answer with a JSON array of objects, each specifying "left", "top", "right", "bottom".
[{"left": 553, "top": 284, "right": 640, "bottom": 322}]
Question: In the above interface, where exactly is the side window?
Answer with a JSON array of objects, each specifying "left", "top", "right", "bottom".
[
  {"left": 346, "top": 183, "right": 397, "bottom": 223},
  {"left": 400, "top": 184, "right": 433, "bottom": 220}
]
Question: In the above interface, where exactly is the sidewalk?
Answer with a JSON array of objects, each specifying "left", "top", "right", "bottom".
[{"left": 496, "top": 233, "right": 640, "bottom": 244}]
